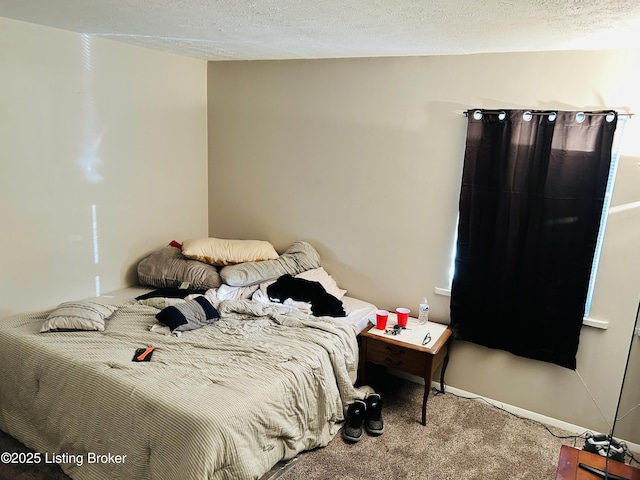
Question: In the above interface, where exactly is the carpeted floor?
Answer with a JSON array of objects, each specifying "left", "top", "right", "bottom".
[
  {"left": 275, "top": 369, "right": 583, "bottom": 480},
  {"left": 0, "top": 433, "right": 69, "bottom": 480}
]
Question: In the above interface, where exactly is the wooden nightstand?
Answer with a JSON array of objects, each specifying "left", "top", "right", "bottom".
[
  {"left": 358, "top": 316, "right": 452, "bottom": 426},
  {"left": 556, "top": 445, "right": 640, "bottom": 479}
]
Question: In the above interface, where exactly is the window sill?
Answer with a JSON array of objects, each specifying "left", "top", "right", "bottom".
[
  {"left": 433, "top": 287, "right": 610, "bottom": 330},
  {"left": 434, "top": 287, "right": 451, "bottom": 297},
  {"left": 582, "top": 317, "right": 609, "bottom": 330}
]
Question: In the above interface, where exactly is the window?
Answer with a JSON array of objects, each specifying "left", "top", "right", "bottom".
[
  {"left": 444, "top": 116, "right": 628, "bottom": 325},
  {"left": 583, "top": 117, "right": 628, "bottom": 319},
  {"left": 449, "top": 109, "right": 620, "bottom": 368}
]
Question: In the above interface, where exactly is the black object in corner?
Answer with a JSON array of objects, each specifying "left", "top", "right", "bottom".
[{"left": 578, "top": 463, "right": 630, "bottom": 480}]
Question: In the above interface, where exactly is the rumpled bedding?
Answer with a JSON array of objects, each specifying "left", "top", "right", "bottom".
[{"left": 0, "top": 299, "right": 370, "bottom": 480}]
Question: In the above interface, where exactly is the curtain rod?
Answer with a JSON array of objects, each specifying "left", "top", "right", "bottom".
[{"left": 463, "top": 109, "right": 634, "bottom": 117}]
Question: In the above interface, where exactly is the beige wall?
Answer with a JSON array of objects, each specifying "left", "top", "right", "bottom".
[
  {"left": 0, "top": 17, "right": 209, "bottom": 318},
  {"left": 207, "top": 51, "right": 640, "bottom": 435}
]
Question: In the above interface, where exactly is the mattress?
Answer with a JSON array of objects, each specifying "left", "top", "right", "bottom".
[{"left": 0, "top": 288, "right": 376, "bottom": 480}]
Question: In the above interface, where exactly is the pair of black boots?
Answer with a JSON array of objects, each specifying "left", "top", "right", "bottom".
[{"left": 342, "top": 393, "right": 384, "bottom": 442}]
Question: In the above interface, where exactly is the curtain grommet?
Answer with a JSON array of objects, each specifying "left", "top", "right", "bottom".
[
  {"left": 473, "top": 110, "right": 483, "bottom": 120},
  {"left": 523, "top": 111, "right": 533, "bottom": 122},
  {"left": 576, "top": 112, "right": 585, "bottom": 123},
  {"left": 498, "top": 111, "right": 506, "bottom": 121},
  {"left": 606, "top": 112, "right": 616, "bottom": 123},
  {"left": 548, "top": 112, "right": 557, "bottom": 122}
]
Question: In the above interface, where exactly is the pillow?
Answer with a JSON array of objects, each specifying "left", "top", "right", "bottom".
[
  {"left": 156, "top": 296, "right": 220, "bottom": 332},
  {"left": 181, "top": 238, "right": 279, "bottom": 266},
  {"left": 220, "top": 241, "right": 321, "bottom": 287},
  {"left": 295, "top": 267, "right": 347, "bottom": 300},
  {"left": 137, "top": 245, "right": 222, "bottom": 290},
  {"left": 40, "top": 301, "right": 118, "bottom": 332},
  {"left": 216, "top": 283, "right": 260, "bottom": 301}
]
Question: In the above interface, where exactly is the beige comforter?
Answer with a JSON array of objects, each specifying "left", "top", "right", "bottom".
[{"left": 0, "top": 299, "right": 366, "bottom": 480}]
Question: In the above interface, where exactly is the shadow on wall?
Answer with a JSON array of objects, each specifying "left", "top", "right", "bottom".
[
  {"left": 123, "top": 256, "right": 142, "bottom": 287},
  {"left": 308, "top": 239, "right": 380, "bottom": 305}
]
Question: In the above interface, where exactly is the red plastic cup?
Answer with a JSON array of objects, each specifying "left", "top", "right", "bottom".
[
  {"left": 396, "top": 307, "right": 410, "bottom": 328},
  {"left": 375, "top": 310, "right": 389, "bottom": 330}
]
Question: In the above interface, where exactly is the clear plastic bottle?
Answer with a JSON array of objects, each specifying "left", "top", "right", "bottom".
[{"left": 418, "top": 297, "right": 430, "bottom": 324}]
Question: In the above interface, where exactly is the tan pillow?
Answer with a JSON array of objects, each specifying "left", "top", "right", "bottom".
[{"left": 182, "top": 238, "right": 279, "bottom": 266}]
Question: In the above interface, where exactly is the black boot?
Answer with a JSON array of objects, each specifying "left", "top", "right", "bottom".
[
  {"left": 342, "top": 400, "right": 366, "bottom": 442},
  {"left": 365, "top": 393, "right": 384, "bottom": 435}
]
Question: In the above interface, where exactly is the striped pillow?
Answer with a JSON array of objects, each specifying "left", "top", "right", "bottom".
[
  {"left": 156, "top": 296, "right": 220, "bottom": 332},
  {"left": 40, "top": 301, "right": 118, "bottom": 332}
]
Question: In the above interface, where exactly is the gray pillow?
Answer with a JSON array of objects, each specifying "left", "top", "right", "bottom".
[
  {"left": 40, "top": 301, "right": 118, "bottom": 332},
  {"left": 137, "top": 246, "right": 222, "bottom": 290},
  {"left": 220, "top": 241, "right": 321, "bottom": 287}
]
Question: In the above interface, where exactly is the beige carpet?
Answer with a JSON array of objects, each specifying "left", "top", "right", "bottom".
[{"left": 276, "top": 371, "right": 581, "bottom": 480}]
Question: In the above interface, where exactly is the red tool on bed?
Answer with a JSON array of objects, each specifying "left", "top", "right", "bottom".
[{"left": 133, "top": 346, "right": 155, "bottom": 362}]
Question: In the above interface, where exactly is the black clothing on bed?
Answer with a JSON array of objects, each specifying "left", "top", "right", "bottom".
[
  {"left": 267, "top": 274, "right": 345, "bottom": 317},
  {"left": 135, "top": 287, "right": 207, "bottom": 301}
]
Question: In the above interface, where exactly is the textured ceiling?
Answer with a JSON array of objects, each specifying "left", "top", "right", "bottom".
[{"left": 1, "top": 0, "right": 640, "bottom": 60}]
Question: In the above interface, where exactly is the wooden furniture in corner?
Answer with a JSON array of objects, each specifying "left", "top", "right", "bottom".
[
  {"left": 556, "top": 445, "right": 640, "bottom": 479},
  {"left": 358, "top": 319, "right": 451, "bottom": 426}
]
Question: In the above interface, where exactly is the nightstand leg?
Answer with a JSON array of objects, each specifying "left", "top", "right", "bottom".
[
  {"left": 421, "top": 381, "right": 430, "bottom": 426},
  {"left": 422, "top": 357, "right": 434, "bottom": 426},
  {"left": 439, "top": 347, "right": 450, "bottom": 393}
]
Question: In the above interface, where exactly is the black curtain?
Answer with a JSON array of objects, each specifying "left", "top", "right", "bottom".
[{"left": 450, "top": 109, "right": 617, "bottom": 369}]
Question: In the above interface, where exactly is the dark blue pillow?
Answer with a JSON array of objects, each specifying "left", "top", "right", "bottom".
[{"left": 156, "top": 296, "right": 219, "bottom": 332}]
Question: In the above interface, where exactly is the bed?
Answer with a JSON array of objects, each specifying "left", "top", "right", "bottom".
[{"left": 0, "top": 240, "right": 377, "bottom": 480}]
